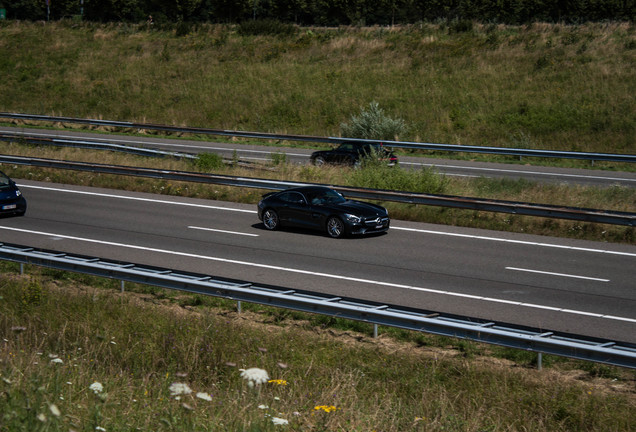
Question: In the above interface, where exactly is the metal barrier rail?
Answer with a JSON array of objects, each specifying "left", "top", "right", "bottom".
[
  {"left": 2, "top": 154, "right": 635, "bottom": 226},
  {"left": 1, "top": 242, "right": 634, "bottom": 369},
  {"left": 0, "top": 132, "right": 196, "bottom": 159},
  {"left": 2, "top": 112, "right": 635, "bottom": 163}
]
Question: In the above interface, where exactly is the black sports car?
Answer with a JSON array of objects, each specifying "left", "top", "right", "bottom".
[
  {"left": 257, "top": 186, "right": 389, "bottom": 238},
  {"left": 0, "top": 171, "right": 27, "bottom": 217},
  {"left": 310, "top": 142, "right": 398, "bottom": 168}
]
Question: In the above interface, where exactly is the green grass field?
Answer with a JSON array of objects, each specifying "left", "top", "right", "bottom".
[
  {"left": 1, "top": 21, "right": 634, "bottom": 153},
  {"left": 1, "top": 263, "right": 635, "bottom": 432}
]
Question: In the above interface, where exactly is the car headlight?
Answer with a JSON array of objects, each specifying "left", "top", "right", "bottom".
[
  {"left": 15, "top": 190, "right": 21, "bottom": 197},
  {"left": 344, "top": 213, "right": 361, "bottom": 223}
]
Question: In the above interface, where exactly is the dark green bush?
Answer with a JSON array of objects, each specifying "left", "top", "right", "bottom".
[{"left": 237, "top": 19, "right": 298, "bottom": 37}]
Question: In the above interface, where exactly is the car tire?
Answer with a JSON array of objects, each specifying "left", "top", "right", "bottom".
[
  {"left": 326, "top": 216, "right": 345, "bottom": 238},
  {"left": 313, "top": 156, "right": 325, "bottom": 167},
  {"left": 262, "top": 209, "right": 280, "bottom": 230}
]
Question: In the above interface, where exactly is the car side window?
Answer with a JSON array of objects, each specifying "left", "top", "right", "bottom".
[
  {"left": 280, "top": 192, "right": 306, "bottom": 205},
  {"left": 339, "top": 143, "right": 354, "bottom": 152}
]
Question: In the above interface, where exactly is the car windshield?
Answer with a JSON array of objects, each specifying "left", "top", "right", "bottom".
[
  {"left": 307, "top": 189, "right": 346, "bottom": 205},
  {"left": 0, "top": 173, "right": 10, "bottom": 189}
]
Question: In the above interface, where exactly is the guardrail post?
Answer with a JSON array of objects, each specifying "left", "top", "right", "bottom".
[
  {"left": 537, "top": 353, "right": 543, "bottom": 370},
  {"left": 373, "top": 324, "right": 378, "bottom": 338},
  {"left": 20, "top": 263, "right": 24, "bottom": 275},
  {"left": 120, "top": 280, "right": 125, "bottom": 293},
  {"left": 237, "top": 301, "right": 242, "bottom": 313}
]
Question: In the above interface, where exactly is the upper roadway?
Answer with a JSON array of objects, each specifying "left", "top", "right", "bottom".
[{"left": 2, "top": 126, "right": 635, "bottom": 188}]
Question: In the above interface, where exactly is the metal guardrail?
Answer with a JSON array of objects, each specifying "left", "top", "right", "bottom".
[
  {"left": 0, "top": 132, "right": 196, "bottom": 160},
  {"left": 2, "top": 112, "right": 635, "bottom": 163},
  {"left": 1, "top": 242, "right": 634, "bottom": 369},
  {"left": 2, "top": 154, "right": 635, "bottom": 226}
]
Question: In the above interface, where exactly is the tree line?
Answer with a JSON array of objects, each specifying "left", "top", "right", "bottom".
[{"left": 2, "top": 0, "right": 634, "bottom": 26}]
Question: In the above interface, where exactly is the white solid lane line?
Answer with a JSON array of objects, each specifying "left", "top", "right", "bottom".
[
  {"left": 1, "top": 226, "right": 635, "bottom": 324},
  {"left": 189, "top": 226, "right": 259, "bottom": 237},
  {"left": 19, "top": 184, "right": 636, "bottom": 257},
  {"left": 20, "top": 184, "right": 256, "bottom": 213},
  {"left": 505, "top": 267, "right": 610, "bottom": 282},
  {"left": 400, "top": 161, "right": 636, "bottom": 183}
]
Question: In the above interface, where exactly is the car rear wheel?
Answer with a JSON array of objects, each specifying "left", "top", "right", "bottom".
[
  {"left": 262, "top": 209, "right": 280, "bottom": 230},
  {"left": 313, "top": 156, "right": 325, "bottom": 166},
  {"left": 326, "top": 216, "right": 345, "bottom": 238}
]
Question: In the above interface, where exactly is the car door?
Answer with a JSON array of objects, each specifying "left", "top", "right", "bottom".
[
  {"left": 330, "top": 143, "right": 357, "bottom": 165},
  {"left": 276, "top": 191, "right": 315, "bottom": 228}
]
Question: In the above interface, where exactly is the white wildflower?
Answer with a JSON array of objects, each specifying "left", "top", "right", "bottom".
[
  {"left": 49, "top": 404, "right": 61, "bottom": 417},
  {"left": 95, "top": 427, "right": 106, "bottom": 432},
  {"left": 196, "top": 392, "right": 212, "bottom": 401},
  {"left": 169, "top": 382, "right": 192, "bottom": 397},
  {"left": 50, "top": 358, "right": 63, "bottom": 364},
  {"left": 37, "top": 413, "right": 47, "bottom": 422},
  {"left": 89, "top": 382, "right": 104, "bottom": 394},
  {"left": 258, "top": 404, "right": 269, "bottom": 409},
  {"left": 271, "top": 417, "right": 289, "bottom": 426},
  {"left": 240, "top": 368, "right": 269, "bottom": 388}
]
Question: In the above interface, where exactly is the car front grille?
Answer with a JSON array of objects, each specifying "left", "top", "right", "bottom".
[{"left": 364, "top": 217, "right": 389, "bottom": 227}]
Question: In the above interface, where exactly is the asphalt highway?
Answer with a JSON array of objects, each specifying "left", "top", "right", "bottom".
[
  {"left": 1, "top": 180, "right": 635, "bottom": 344},
  {"left": 3, "top": 126, "right": 636, "bottom": 187}
]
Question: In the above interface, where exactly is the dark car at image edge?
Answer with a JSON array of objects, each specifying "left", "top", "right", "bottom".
[
  {"left": 310, "top": 142, "right": 398, "bottom": 168},
  {"left": 257, "top": 186, "right": 389, "bottom": 238},
  {"left": 0, "top": 171, "right": 27, "bottom": 217}
]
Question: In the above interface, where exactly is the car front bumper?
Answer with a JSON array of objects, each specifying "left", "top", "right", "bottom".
[{"left": 348, "top": 217, "right": 390, "bottom": 235}]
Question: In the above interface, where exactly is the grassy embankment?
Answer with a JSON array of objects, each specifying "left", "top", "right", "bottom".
[
  {"left": 1, "top": 20, "right": 634, "bottom": 154},
  {"left": 1, "top": 262, "right": 635, "bottom": 432}
]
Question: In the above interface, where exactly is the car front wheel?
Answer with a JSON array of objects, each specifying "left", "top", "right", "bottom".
[
  {"left": 312, "top": 156, "right": 325, "bottom": 166},
  {"left": 326, "top": 216, "right": 345, "bottom": 238},
  {"left": 262, "top": 209, "right": 280, "bottom": 230}
]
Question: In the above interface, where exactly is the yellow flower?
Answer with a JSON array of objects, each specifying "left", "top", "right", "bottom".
[
  {"left": 314, "top": 405, "right": 338, "bottom": 413},
  {"left": 268, "top": 379, "right": 288, "bottom": 386}
]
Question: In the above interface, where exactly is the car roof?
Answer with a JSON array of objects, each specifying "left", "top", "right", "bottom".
[{"left": 283, "top": 186, "right": 331, "bottom": 194}]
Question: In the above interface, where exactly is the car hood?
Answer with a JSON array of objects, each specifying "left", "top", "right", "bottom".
[
  {"left": 0, "top": 187, "right": 19, "bottom": 200},
  {"left": 324, "top": 200, "right": 387, "bottom": 217}
]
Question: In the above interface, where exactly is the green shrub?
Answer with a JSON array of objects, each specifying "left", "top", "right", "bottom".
[
  {"left": 346, "top": 165, "right": 449, "bottom": 194},
  {"left": 270, "top": 151, "right": 287, "bottom": 165},
  {"left": 175, "top": 21, "right": 194, "bottom": 37},
  {"left": 449, "top": 19, "right": 474, "bottom": 34},
  {"left": 340, "top": 102, "right": 408, "bottom": 141},
  {"left": 194, "top": 152, "right": 224, "bottom": 171}
]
